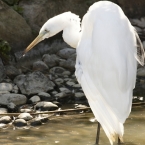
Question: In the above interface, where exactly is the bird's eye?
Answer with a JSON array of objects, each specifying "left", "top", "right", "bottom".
[{"left": 44, "top": 29, "right": 47, "bottom": 32}]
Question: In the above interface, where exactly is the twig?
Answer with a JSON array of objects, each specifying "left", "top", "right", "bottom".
[{"left": 0, "top": 107, "right": 91, "bottom": 116}]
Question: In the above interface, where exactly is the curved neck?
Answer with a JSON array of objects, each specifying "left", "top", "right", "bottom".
[{"left": 62, "top": 26, "right": 81, "bottom": 48}]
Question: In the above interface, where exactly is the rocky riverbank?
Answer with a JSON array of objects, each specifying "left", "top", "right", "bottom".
[{"left": 0, "top": 6, "right": 145, "bottom": 129}]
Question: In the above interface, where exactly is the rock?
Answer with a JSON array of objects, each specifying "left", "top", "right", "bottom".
[
  {"left": 11, "top": 85, "right": 19, "bottom": 94},
  {"left": 62, "top": 71, "right": 71, "bottom": 76},
  {"left": 51, "top": 91, "right": 58, "bottom": 95},
  {"left": 14, "top": 72, "right": 55, "bottom": 95},
  {"left": 18, "top": 113, "right": 33, "bottom": 121},
  {"left": 32, "top": 60, "right": 48, "bottom": 72},
  {"left": 0, "top": 0, "right": 33, "bottom": 52},
  {"left": 0, "top": 108, "right": 8, "bottom": 113},
  {"left": 0, "top": 65, "right": 6, "bottom": 82},
  {"left": 0, "top": 116, "right": 11, "bottom": 124},
  {"left": 57, "top": 48, "right": 76, "bottom": 59},
  {"left": 143, "top": 41, "right": 145, "bottom": 48},
  {"left": 73, "top": 84, "right": 81, "bottom": 88},
  {"left": 14, "top": 119, "right": 27, "bottom": 127},
  {"left": 137, "top": 67, "right": 145, "bottom": 77},
  {"left": 40, "top": 117, "right": 49, "bottom": 123},
  {"left": 35, "top": 101, "right": 58, "bottom": 111},
  {"left": 0, "top": 83, "right": 13, "bottom": 92},
  {"left": 75, "top": 92, "right": 85, "bottom": 98},
  {"left": 20, "top": 109, "right": 32, "bottom": 113},
  {"left": 0, "top": 94, "right": 27, "bottom": 105},
  {"left": 38, "top": 92, "right": 53, "bottom": 101},
  {"left": 42, "top": 54, "right": 59, "bottom": 68},
  {"left": 134, "top": 26, "right": 142, "bottom": 33},
  {"left": 49, "top": 67, "right": 66, "bottom": 76},
  {"left": 29, "top": 118, "right": 42, "bottom": 126},
  {"left": 59, "top": 87, "right": 71, "bottom": 94},
  {"left": 55, "top": 92, "right": 67, "bottom": 99},
  {"left": 0, "top": 91, "right": 10, "bottom": 94},
  {"left": 29, "top": 95, "right": 41, "bottom": 103},
  {"left": 66, "top": 81, "right": 75, "bottom": 87},
  {"left": 5, "top": 65, "right": 21, "bottom": 79},
  {"left": 54, "top": 78, "right": 64, "bottom": 85},
  {"left": 7, "top": 102, "right": 17, "bottom": 112},
  {"left": 59, "top": 59, "right": 75, "bottom": 71},
  {"left": 130, "top": 19, "right": 145, "bottom": 28}
]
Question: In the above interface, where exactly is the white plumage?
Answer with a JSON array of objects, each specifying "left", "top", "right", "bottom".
[{"left": 24, "top": 1, "right": 144, "bottom": 144}]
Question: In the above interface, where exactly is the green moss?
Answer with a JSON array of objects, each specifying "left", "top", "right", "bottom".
[{"left": 0, "top": 40, "right": 11, "bottom": 63}]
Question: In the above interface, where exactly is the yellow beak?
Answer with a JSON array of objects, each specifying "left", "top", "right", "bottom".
[{"left": 23, "top": 31, "right": 46, "bottom": 56}]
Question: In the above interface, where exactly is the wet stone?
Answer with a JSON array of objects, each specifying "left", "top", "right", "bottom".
[
  {"left": 40, "top": 117, "right": 49, "bottom": 123},
  {"left": 18, "top": 113, "right": 33, "bottom": 121},
  {"left": 0, "top": 83, "right": 13, "bottom": 92},
  {"left": 0, "top": 108, "right": 8, "bottom": 113},
  {"left": 29, "top": 118, "right": 42, "bottom": 126},
  {"left": 14, "top": 119, "right": 27, "bottom": 127},
  {"left": 20, "top": 109, "right": 32, "bottom": 113},
  {"left": 0, "top": 116, "right": 12, "bottom": 124},
  {"left": 35, "top": 101, "right": 58, "bottom": 111}
]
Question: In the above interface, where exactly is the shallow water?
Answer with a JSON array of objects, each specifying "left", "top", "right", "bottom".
[{"left": 0, "top": 106, "right": 145, "bottom": 145}]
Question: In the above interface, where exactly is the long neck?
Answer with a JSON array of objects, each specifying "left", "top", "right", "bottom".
[{"left": 62, "top": 26, "right": 81, "bottom": 48}]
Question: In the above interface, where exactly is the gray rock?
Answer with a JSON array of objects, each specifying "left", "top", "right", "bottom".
[
  {"left": 29, "top": 118, "right": 42, "bottom": 126},
  {"left": 51, "top": 91, "right": 58, "bottom": 95},
  {"left": 75, "top": 92, "right": 85, "bottom": 98},
  {"left": 29, "top": 95, "right": 41, "bottom": 103},
  {"left": 0, "top": 0, "right": 33, "bottom": 52},
  {"left": 62, "top": 71, "right": 71, "bottom": 76},
  {"left": 14, "top": 72, "right": 55, "bottom": 95},
  {"left": 40, "top": 117, "right": 49, "bottom": 123},
  {"left": 137, "top": 67, "right": 145, "bottom": 77},
  {"left": 0, "top": 65, "right": 6, "bottom": 82},
  {"left": 14, "top": 119, "right": 27, "bottom": 127},
  {"left": 11, "top": 85, "right": 19, "bottom": 94},
  {"left": 0, "top": 116, "right": 12, "bottom": 124},
  {"left": 59, "top": 87, "right": 71, "bottom": 94},
  {"left": 57, "top": 48, "right": 76, "bottom": 59},
  {"left": 66, "top": 81, "right": 75, "bottom": 87},
  {"left": 5, "top": 65, "right": 21, "bottom": 79},
  {"left": 54, "top": 78, "right": 64, "bottom": 85},
  {"left": 0, "top": 83, "right": 13, "bottom": 92},
  {"left": 55, "top": 92, "right": 67, "bottom": 99},
  {"left": 0, "top": 94, "right": 27, "bottom": 105},
  {"left": 0, "top": 91, "right": 10, "bottom": 94},
  {"left": 59, "top": 59, "right": 75, "bottom": 71},
  {"left": 35, "top": 101, "right": 58, "bottom": 111},
  {"left": 20, "top": 109, "right": 32, "bottom": 113},
  {"left": 38, "top": 92, "right": 52, "bottom": 101},
  {"left": 32, "top": 61, "right": 48, "bottom": 72},
  {"left": 7, "top": 102, "right": 16, "bottom": 110},
  {"left": 49, "top": 67, "right": 66, "bottom": 75},
  {"left": 18, "top": 113, "right": 33, "bottom": 121},
  {"left": 0, "top": 108, "right": 8, "bottom": 113},
  {"left": 73, "top": 84, "right": 81, "bottom": 88},
  {"left": 42, "top": 54, "right": 59, "bottom": 67}
]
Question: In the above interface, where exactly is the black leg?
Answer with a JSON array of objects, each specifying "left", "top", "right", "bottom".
[
  {"left": 95, "top": 122, "right": 101, "bottom": 144},
  {"left": 118, "top": 137, "right": 121, "bottom": 144}
]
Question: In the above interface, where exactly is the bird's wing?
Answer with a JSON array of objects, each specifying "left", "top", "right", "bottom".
[
  {"left": 76, "top": 1, "right": 137, "bottom": 144},
  {"left": 134, "top": 29, "right": 145, "bottom": 66}
]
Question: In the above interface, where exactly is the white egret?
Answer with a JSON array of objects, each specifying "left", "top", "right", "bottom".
[{"left": 23, "top": 1, "right": 144, "bottom": 144}]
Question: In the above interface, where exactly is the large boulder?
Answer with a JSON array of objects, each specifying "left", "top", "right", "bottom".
[
  {"left": 0, "top": 0, "right": 33, "bottom": 52},
  {"left": 14, "top": 71, "right": 55, "bottom": 95},
  {"left": 19, "top": 0, "right": 145, "bottom": 35},
  {"left": 0, "top": 93, "right": 27, "bottom": 105}
]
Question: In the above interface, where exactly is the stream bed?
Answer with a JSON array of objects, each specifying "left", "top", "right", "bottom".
[{"left": 0, "top": 106, "right": 145, "bottom": 145}]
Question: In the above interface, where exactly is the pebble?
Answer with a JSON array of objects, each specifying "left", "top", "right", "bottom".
[
  {"left": 14, "top": 119, "right": 27, "bottom": 127},
  {"left": 38, "top": 92, "right": 52, "bottom": 101},
  {"left": 35, "top": 101, "right": 58, "bottom": 111},
  {"left": 0, "top": 108, "right": 8, "bottom": 113},
  {"left": 18, "top": 113, "right": 33, "bottom": 121},
  {"left": 0, "top": 116, "right": 12, "bottom": 124},
  {"left": 29, "top": 95, "right": 41, "bottom": 103},
  {"left": 29, "top": 118, "right": 42, "bottom": 126}
]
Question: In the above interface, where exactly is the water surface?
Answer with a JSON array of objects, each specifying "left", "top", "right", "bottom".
[{"left": 0, "top": 106, "right": 145, "bottom": 145}]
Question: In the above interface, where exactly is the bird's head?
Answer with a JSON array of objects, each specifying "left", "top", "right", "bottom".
[{"left": 23, "top": 12, "right": 81, "bottom": 55}]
